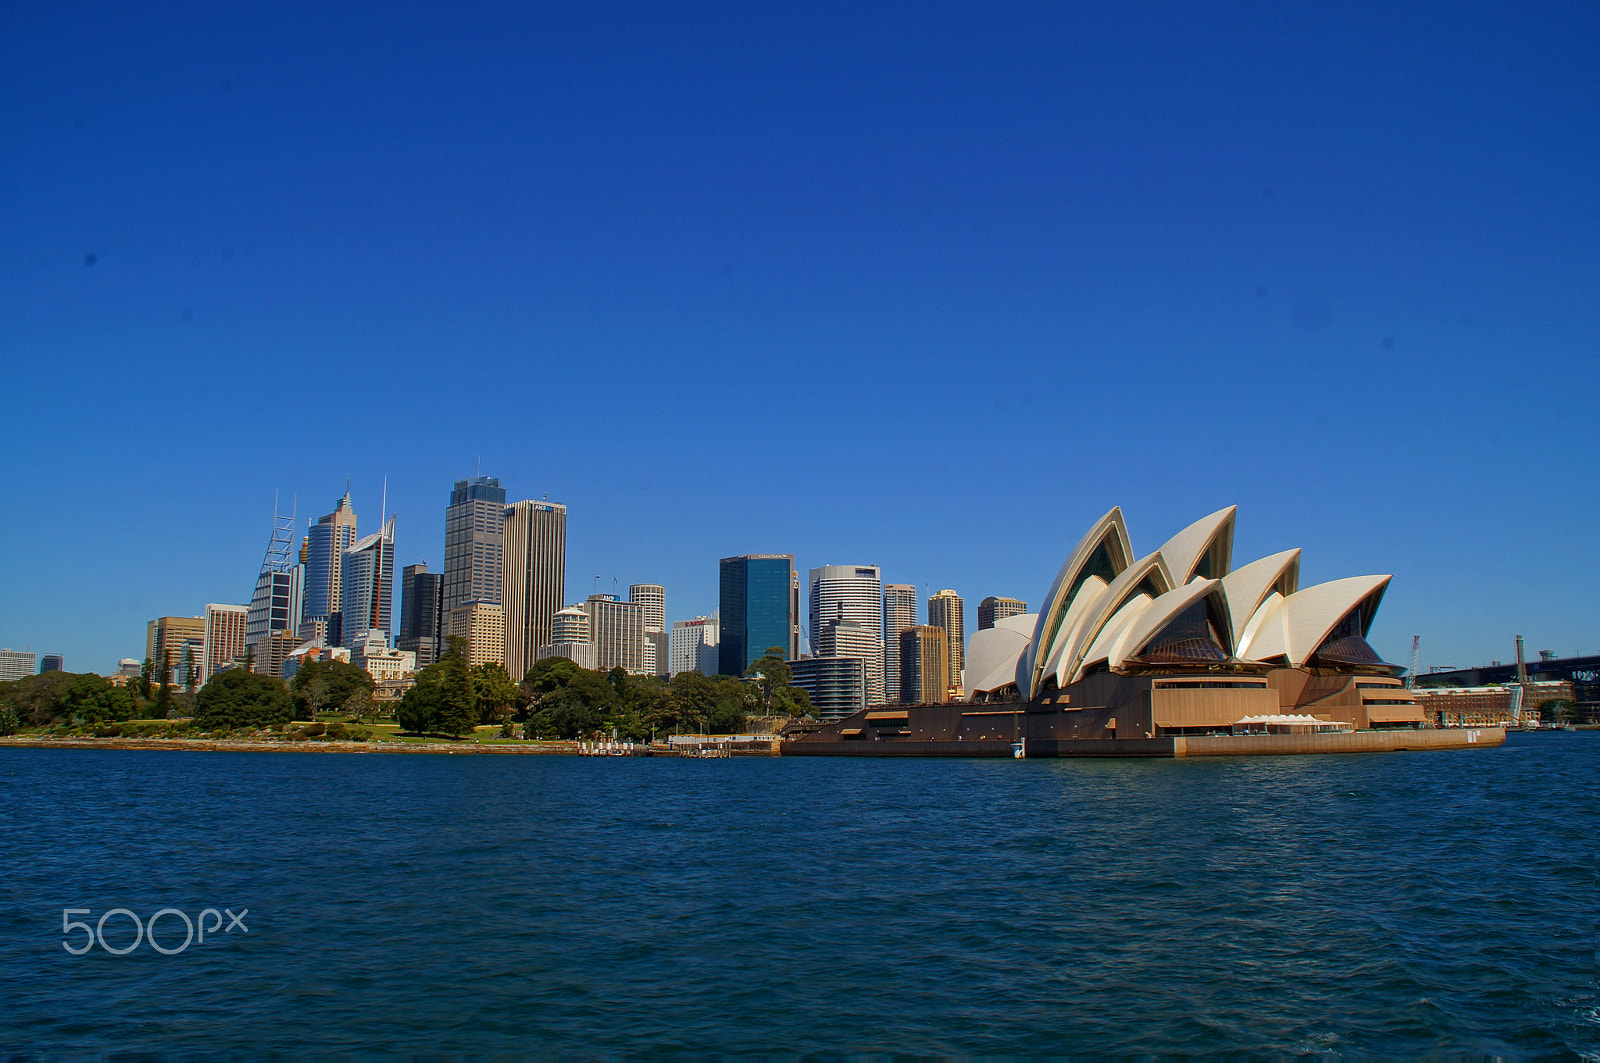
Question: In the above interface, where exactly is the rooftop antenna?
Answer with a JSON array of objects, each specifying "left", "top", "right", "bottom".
[
  {"left": 260, "top": 491, "right": 297, "bottom": 574},
  {"left": 593, "top": 574, "right": 601, "bottom": 595}
]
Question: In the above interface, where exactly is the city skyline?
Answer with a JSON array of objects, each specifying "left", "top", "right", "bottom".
[
  {"left": 3, "top": 4, "right": 1595, "bottom": 674},
  {"left": 3, "top": 472, "right": 1590, "bottom": 679}
]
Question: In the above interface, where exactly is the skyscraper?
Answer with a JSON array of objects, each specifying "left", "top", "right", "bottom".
[
  {"left": 585, "top": 594, "right": 646, "bottom": 674},
  {"left": 900, "top": 625, "right": 950, "bottom": 706},
  {"left": 882, "top": 583, "right": 918, "bottom": 703},
  {"left": 303, "top": 490, "right": 358, "bottom": 644},
  {"left": 0, "top": 650, "right": 35, "bottom": 681},
  {"left": 670, "top": 616, "right": 720, "bottom": 675},
  {"left": 397, "top": 563, "right": 443, "bottom": 668},
  {"left": 203, "top": 603, "right": 249, "bottom": 681},
  {"left": 147, "top": 616, "right": 207, "bottom": 684},
  {"left": 340, "top": 515, "right": 396, "bottom": 647},
  {"left": 629, "top": 584, "right": 667, "bottom": 676},
  {"left": 928, "top": 589, "right": 965, "bottom": 695},
  {"left": 808, "top": 565, "right": 884, "bottom": 704},
  {"left": 719, "top": 554, "right": 799, "bottom": 676},
  {"left": 503, "top": 499, "right": 567, "bottom": 682},
  {"left": 246, "top": 500, "right": 304, "bottom": 677},
  {"left": 978, "top": 596, "right": 1027, "bottom": 630},
  {"left": 443, "top": 476, "right": 507, "bottom": 617},
  {"left": 39, "top": 654, "right": 64, "bottom": 673},
  {"left": 628, "top": 584, "right": 666, "bottom": 633}
]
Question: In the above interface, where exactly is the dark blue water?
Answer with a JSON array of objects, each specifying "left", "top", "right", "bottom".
[{"left": 1, "top": 734, "right": 1593, "bottom": 1058}]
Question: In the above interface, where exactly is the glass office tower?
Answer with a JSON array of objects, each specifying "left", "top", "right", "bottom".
[{"left": 718, "top": 554, "right": 799, "bottom": 676}]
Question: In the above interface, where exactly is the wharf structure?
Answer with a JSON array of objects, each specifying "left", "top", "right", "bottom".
[{"left": 785, "top": 506, "right": 1505, "bottom": 757}]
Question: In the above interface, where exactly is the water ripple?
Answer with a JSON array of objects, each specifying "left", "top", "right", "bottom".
[{"left": 0, "top": 734, "right": 1594, "bottom": 1058}]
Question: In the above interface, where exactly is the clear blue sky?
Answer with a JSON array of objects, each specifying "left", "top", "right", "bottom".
[{"left": 2, "top": 1, "right": 1595, "bottom": 674}]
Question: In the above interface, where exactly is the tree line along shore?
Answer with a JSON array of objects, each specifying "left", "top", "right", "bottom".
[{"left": 0, "top": 639, "right": 813, "bottom": 746}]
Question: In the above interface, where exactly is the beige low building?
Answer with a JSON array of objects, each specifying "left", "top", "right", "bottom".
[{"left": 448, "top": 601, "right": 505, "bottom": 668}]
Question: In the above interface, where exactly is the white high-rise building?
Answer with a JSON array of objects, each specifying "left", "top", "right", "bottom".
[
  {"left": 628, "top": 584, "right": 666, "bottom": 632},
  {"left": 670, "top": 616, "right": 720, "bottom": 675},
  {"left": 341, "top": 515, "right": 396, "bottom": 648},
  {"left": 809, "top": 565, "right": 884, "bottom": 704},
  {"left": 0, "top": 649, "right": 36, "bottom": 682}
]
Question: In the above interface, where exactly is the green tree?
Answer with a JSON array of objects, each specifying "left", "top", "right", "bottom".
[
  {"left": 342, "top": 687, "right": 373, "bottom": 722},
  {"left": 744, "top": 647, "right": 792, "bottom": 715},
  {"left": 181, "top": 645, "right": 197, "bottom": 694},
  {"left": 0, "top": 671, "right": 76, "bottom": 727},
  {"left": 62, "top": 673, "right": 135, "bottom": 724},
  {"left": 666, "top": 670, "right": 718, "bottom": 733},
  {"left": 194, "top": 670, "right": 293, "bottom": 730},
  {"left": 397, "top": 636, "right": 476, "bottom": 736},
  {"left": 1538, "top": 699, "right": 1578, "bottom": 725},
  {"left": 291, "top": 659, "right": 374, "bottom": 718},
  {"left": 519, "top": 656, "right": 618, "bottom": 738},
  {"left": 0, "top": 704, "right": 17, "bottom": 736},
  {"left": 155, "top": 649, "right": 175, "bottom": 719},
  {"left": 772, "top": 682, "right": 814, "bottom": 718},
  {"left": 137, "top": 657, "right": 153, "bottom": 701},
  {"left": 472, "top": 662, "right": 520, "bottom": 725}
]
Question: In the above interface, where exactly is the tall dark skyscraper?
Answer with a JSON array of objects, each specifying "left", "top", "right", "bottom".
[
  {"left": 718, "top": 554, "right": 799, "bottom": 676},
  {"left": 443, "top": 476, "right": 507, "bottom": 618},
  {"left": 398, "top": 562, "right": 443, "bottom": 667},
  {"left": 502, "top": 499, "right": 567, "bottom": 682}
]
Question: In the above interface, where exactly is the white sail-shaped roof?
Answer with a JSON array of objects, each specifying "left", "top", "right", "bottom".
[
  {"left": 995, "top": 505, "right": 1397, "bottom": 698},
  {"left": 1075, "top": 594, "right": 1155, "bottom": 678},
  {"left": 965, "top": 614, "right": 1036, "bottom": 696},
  {"left": 1032, "top": 574, "right": 1108, "bottom": 692},
  {"left": 1052, "top": 551, "right": 1175, "bottom": 691},
  {"left": 1108, "top": 578, "right": 1229, "bottom": 671},
  {"left": 1234, "top": 591, "right": 1286, "bottom": 661},
  {"left": 1021, "top": 509, "right": 1132, "bottom": 699},
  {"left": 1156, "top": 507, "right": 1236, "bottom": 586},
  {"left": 1240, "top": 574, "right": 1391, "bottom": 667},
  {"left": 1220, "top": 549, "right": 1300, "bottom": 654}
]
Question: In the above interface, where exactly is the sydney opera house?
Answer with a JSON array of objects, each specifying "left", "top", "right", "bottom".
[{"left": 786, "top": 507, "right": 1504, "bottom": 757}]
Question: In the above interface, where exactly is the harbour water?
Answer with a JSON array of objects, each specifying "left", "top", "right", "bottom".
[{"left": 1, "top": 732, "right": 1593, "bottom": 1057}]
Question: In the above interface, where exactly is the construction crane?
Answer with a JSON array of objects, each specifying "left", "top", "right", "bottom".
[{"left": 1405, "top": 635, "right": 1421, "bottom": 689}]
